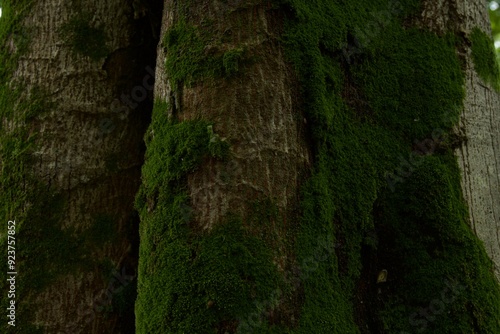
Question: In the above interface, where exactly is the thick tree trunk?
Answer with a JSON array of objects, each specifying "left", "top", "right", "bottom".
[
  {"left": 136, "top": 1, "right": 500, "bottom": 333},
  {"left": 415, "top": 0, "right": 500, "bottom": 281},
  {"left": 3, "top": 0, "right": 499, "bottom": 333},
  {"left": 1, "top": 0, "right": 161, "bottom": 332},
  {"left": 153, "top": 0, "right": 311, "bottom": 231},
  {"left": 136, "top": 0, "right": 310, "bottom": 331},
  {"left": 137, "top": 0, "right": 500, "bottom": 333}
]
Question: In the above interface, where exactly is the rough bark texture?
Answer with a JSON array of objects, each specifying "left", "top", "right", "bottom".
[
  {"left": 5, "top": 0, "right": 160, "bottom": 332},
  {"left": 137, "top": 1, "right": 500, "bottom": 333},
  {"left": 135, "top": 0, "right": 311, "bottom": 331},
  {"left": 416, "top": 0, "right": 500, "bottom": 280},
  {"left": 154, "top": 0, "right": 311, "bottom": 232},
  {"left": 6, "top": 0, "right": 495, "bottom": 332}
]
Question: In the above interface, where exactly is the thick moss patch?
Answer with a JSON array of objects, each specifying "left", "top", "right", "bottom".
[
  {"left": 135, "top": 102, "right": 282, "bottom": 333},
  {"left": 163, "top": 20, "right": 247, "bottom": 90},
  {"left": 277, "top": 0, "right": 500, "bottom": 333},
  {"left": 135, "top": 1, "right": 500, "bottom": 333},
  {"left": 379, "top": 154, "right": 500, "bottom": 333},
  {"left": 470, "top": 27, "right": 500, "bottom": 91}
]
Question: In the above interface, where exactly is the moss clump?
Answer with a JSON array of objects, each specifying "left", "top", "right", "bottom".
[
  {"left": 223, "top": 48, "right": 245, "bottom": 76},
  {"left": 59, "top": 12, "right": 109, "bottom": 60},
  {"left": 277, "top": 0, "right": 500, "bottom": 332},
  {"left": 135, "top": 213, "right": 283, "bottom": 333},
  {"left": 135, "top": 102, "right": 282, "bottom": 333},
  {"left": 470, "top": 27, "right": 500, "bottom": 91},
  {"left": 379, "top": 153, "right": 500, "bottom": 333},
  {"left": 352, "top": 29, "right": 464, "bottom": 140},
  {"left": 136, "top": 1, "right": 500, "bottom": 333},
  {"left": 164, "top": 21, "right": 246, "bottom": 90},
  {"left": 137, "top": 102, "right": 229, "bottom": 197}
]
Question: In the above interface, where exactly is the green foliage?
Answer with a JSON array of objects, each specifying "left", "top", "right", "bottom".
[
  {"left": 59, "top": 12, "right": 109, "bottom": 60},
  {"left": 470, "top": 27, "right": 500, "bottom": 91},
  {"left": 489, "top": 1, "right": 500, "bottom": 50}
]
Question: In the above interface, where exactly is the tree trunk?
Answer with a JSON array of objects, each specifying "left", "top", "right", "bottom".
[
  {"left": 137, "top": 0, "right": 500, "bottom": 333},
  {"left": 136, "top": 1, "right": 311, "bottom": 332},
  {"left": 3, "top": 0, "right": 500, "bottom": 333},
  {"left": 454, "top": 0, "right": 500, "bottom": 281},
  {"left": 412, "top": 0, "right": 500, "bottom": 282},
  {"left": 1, "top": 0, "right": 161, "bottom": 332}
]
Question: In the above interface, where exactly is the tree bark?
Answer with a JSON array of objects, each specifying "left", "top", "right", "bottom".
[
  {"left": 154, "top": 0, "right": 311, "bottom": 231},
  {"left": 416, "top": 0, "right": 500, "bottom": 281},
  {"left": 138, "top": 0, "right": 500, "bottom": 333},
  {"left": 3, "top": 0, "right": 499, "bottom": 332},
  {"left": 1, "top": 0, "right": 161, "bottom": 332},
  {"left": 136, "top": 1, "right": 310, "bottom": 331}
]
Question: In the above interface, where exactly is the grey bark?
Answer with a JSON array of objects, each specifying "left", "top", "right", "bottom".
[
  {"left": 417, "top": 0, "right": 500, "bottom": 281},
  {"left": 7, "top": 0, "right": 159, "bottom": 332}
]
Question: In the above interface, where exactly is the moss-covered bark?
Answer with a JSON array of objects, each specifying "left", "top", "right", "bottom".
[
  {"left": 137, "top": 0, "right": 500, "bottom": 333},
  {"left": 276, "top": 0, "right": 499, "bottom": 332},
  {"left": 470, "top": 27, "right": 500, "bottom": 91},
  {"left": 136, "top": 0, "right": 309, "bottom": 332},
  {"left": 0, "top": 0, "right": 162, "bottom": 332}
]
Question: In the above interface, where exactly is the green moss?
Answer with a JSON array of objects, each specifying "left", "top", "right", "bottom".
[
  {"left": 164, "top": 21, "right": 246, "bottom": 90},
  {"left": 378, "top": 154, "right": 500, "bottom": 333},
  {"left": 135, "top": 102, "right": 283, "bottom": 333},
  {"left": 136, "top": 1, "right": 500, "bottom": 333},
  {"left": 135, "top": 215, "right": 284, "bottom": 333},
  {"left": 352, "top": 29, "right": 464, "bottom": 140},
  {"left": 138, "top": 102, "right": 229, "bottom": 200},
  {"left": 384, "top": 153, "right": 500, "bottom": 333},
  {"left": 470, "top": 27, "right": 500, "bottom": 91},
  {"left": 59, "top": 12, "right": 109, "bottom": 60},
  {"left": 0, "top": 2, "right": 119, "bottom": 331},
  {"left": 223, "top": 48, "right": 245, "bottom": 76},
  {"left": 277, "top": 0, "right": 500, "bottom": 332}
]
